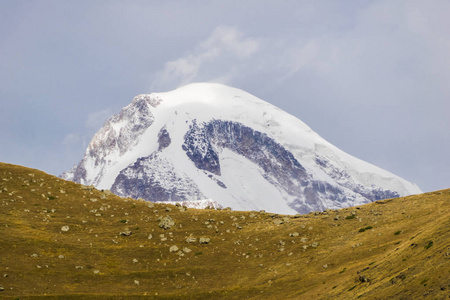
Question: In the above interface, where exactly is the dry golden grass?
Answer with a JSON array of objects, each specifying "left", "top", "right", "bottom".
[{"left": 0, "top": 162, "right": 448, "bottom": 299}]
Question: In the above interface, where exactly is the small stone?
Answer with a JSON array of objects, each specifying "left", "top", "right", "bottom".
[
  {"left": 289, "top": 232, "right": 299, "bottom": 237},
  {"left": 90, "top": 198, "right": 98, "bottom": 202},
  {"left": 169, "top": 245, "right": 179, "bottom": 252},
  {"left": 358, "top": 275, "right": 369, "bottom": 282},
  {"left": 133, "top": 258, "right": 138, "bottom": 263},
  {"left": 199, "top": 237, "right": 211, "bottom": 244},
  {"left": 82, "top": 185, "right": 95, "bottom": 191},
  {"left": 61, "top": 225, "right": 70, "bottom": 232},
  {"left": 186, "top": 236, "right": 197, "bottom": 243},
  {"left": 120, "top": 230, "right": 132, "bottom": 236},
  {"left": 93, "top": 270, "right": 100, "bottom": 274},
  {"left": 183, "top": 247, "right": 192, "bottom": 253},
  {"left": 58, "top": 255, "right": 65, "bottom": 259},
  {"left": 273, "top": 219, "right": 283, "bottom": 225},
  {"left": 103, "top": 189, "right": 114, "bottom": 196},
  {"left": 148, "top": 234, "right": 153, "bottom": 240},
  {"left": 134, "top": 280, "right": 140, "bottom": 285}
]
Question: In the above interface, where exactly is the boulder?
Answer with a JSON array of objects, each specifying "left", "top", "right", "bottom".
[{"left": 159, "top": 216, "right": 175, "bottom": 230}]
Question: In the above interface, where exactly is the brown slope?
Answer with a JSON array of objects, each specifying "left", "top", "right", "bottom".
[{"left": 0, "top": 162, "right": 448, "bottom": 299}]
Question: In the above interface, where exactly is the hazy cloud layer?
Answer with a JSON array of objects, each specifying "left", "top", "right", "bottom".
[
  {"left": 0, "top": 0, "right": 448, "bottom": 192},
  {"left": 152, "top": 26, "right": 260, "bottom": 89}
]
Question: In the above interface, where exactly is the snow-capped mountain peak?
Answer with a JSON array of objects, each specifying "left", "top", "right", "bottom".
[{"left": 63, "top": 83, "right": 421, "bottom": 214}]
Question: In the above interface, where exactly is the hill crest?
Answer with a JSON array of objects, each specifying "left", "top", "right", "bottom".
[{"left": 1, "top": 162, "right": 448, "bottom": 299}]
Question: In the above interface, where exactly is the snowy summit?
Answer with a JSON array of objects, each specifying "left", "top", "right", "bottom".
[{"left": 62, "top": 83, "right": 421, "bottom": 214}]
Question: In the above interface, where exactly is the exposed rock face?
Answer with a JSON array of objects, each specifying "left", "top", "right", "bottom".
[
  {"left": 62, "top": 94, "right": 160, "bottom": 185},
  {"left": 157, "top": 127, "right": 171, "bottom": 151},
  {"left": 180, "top": 119, "right": 400, "bottom": 212},
  {"left": 111, "top": 154, "right": 205, "bottom": 203},
  {"left": 62, "top": 83, "right": 421, "bottom": 214}
]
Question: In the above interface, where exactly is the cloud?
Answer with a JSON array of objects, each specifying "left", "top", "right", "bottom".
[
  {"left": 200, "top": 25, "right": 260, "bottom": 59},
  {"left": 152, "top": 26, "right": 260, "bottom": 90}
]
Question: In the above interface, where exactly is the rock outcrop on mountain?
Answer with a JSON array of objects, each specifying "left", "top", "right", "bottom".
[{"left": 62, "top": 83, "right": 421, "bottom": 214}]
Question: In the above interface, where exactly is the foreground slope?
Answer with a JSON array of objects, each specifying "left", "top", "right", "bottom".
[
  {"left": 1, "top": 162, "right": 449, "bottom": 299},
  {"left": 63, "top": 83, "right": 421, "bottom": 214}
]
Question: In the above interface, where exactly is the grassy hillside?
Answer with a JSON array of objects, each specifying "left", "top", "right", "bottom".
[{"left": 0, "top": 162, "right": 448, "bottom": 299}]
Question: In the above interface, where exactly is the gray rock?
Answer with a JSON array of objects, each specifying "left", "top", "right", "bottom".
[
  {"left": 120, "top": 230, "right": 132, "bottom": 236},
  {"left": 159, "top": 216, "right": 175, "bottom": 230},
  {"left": 82, "top": 185, "right": 95, "bottom": 191},
  {"left": 199, "top": 237, "right": 211, "bottom": 244},
  {"left": 358, "top": 275, "right": 370, "bottom": 282},
  {"left": 273, "top": 219, "right": 283, "bottom": 225},
  {"left": 169, "top": 245, "right": 179, "bottom": 252},
  {"left": 186, "top": 236, "right": 197, "bottom": 243},
  {"left": 102, "top": 189, "right": 114, "bottom": 196}
]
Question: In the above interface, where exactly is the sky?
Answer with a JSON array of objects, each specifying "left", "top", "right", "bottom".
[{"left": 1, "top": 0, "right": 449, "bottom": 193}]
